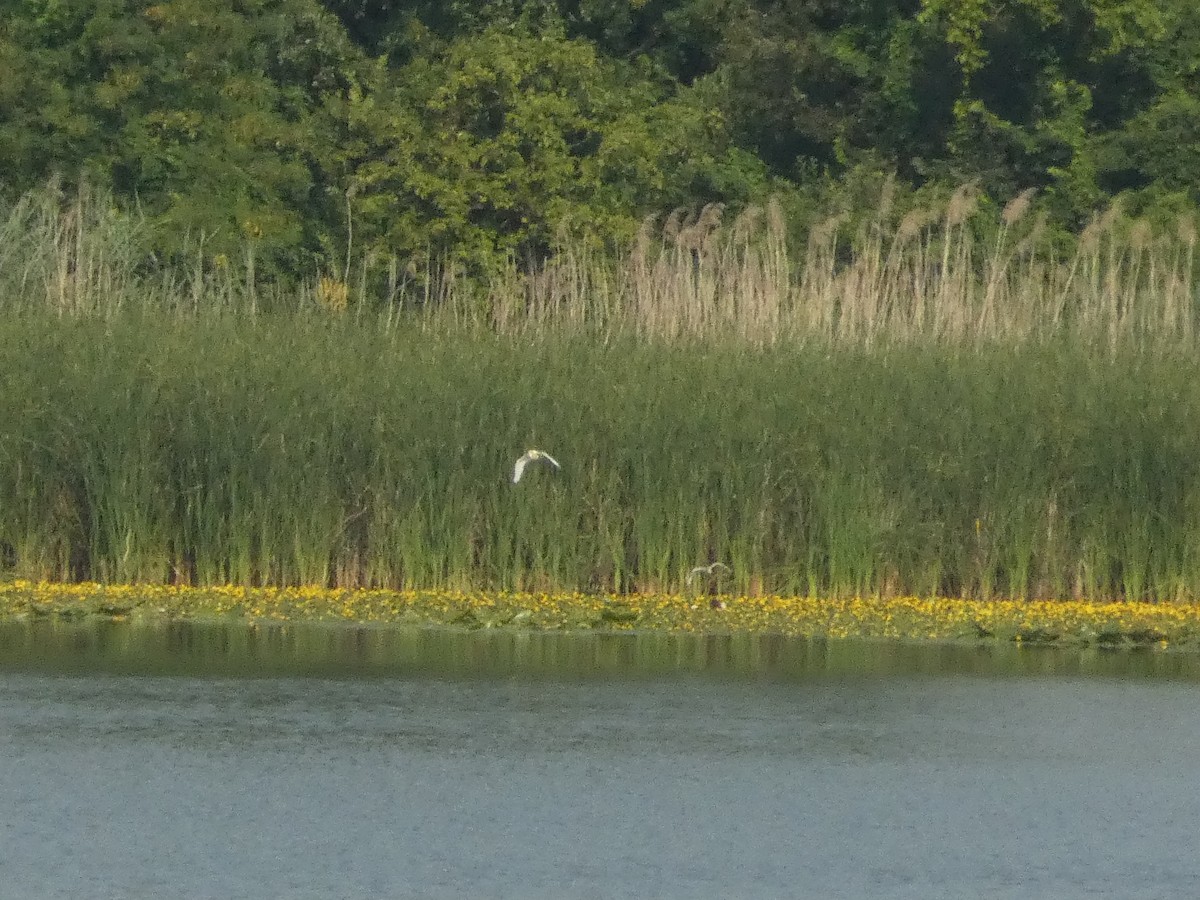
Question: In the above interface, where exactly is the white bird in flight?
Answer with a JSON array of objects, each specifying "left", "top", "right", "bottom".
[
  {"left": 512, "top": 449, "right": 562, "bottom": 483},
  {"left": 686, "top": 562, "right": 731, "bottom": 585}
]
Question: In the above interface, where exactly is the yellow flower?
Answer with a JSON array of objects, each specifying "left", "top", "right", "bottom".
[{"left": 316, "top": 275, "right": 349, "bottom": 313}]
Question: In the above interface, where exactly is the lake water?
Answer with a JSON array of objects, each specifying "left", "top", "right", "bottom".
[{"left": 2, "top": 622, "right": 1199, "bottom": 899}]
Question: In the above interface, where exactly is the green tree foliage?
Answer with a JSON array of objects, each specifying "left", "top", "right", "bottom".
[
  {"left": 0, "top": 0, "right": 364, "bottom": 264},
  {"left": 907, "top": 0, "right": 1198, "bottom": 218},
  {"left": 0, "top": 0, "right": 1195, "bottom": 276},
  {"left": 337, "top": 22, "right": 762, "bottom": 264},
  {"left": 0, "top": 0, "right": 762, "bottom": 272}
]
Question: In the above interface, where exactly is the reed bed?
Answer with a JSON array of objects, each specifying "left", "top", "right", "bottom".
[
  {"left": 503, "top": 190, "right": 1198, "bottom": 352},
  {"left": 2, "top": 310, "right": 1200, "bottom": 600},
  {"left": 1, "top": 183, "right": 1196, "bottom": 353},
  {"left": 1, "top": 184, "right": 1199, "bottom": 600}
]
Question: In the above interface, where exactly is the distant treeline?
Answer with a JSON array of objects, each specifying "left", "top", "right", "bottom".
[{"left": 1, "top": 0, "right": 1197, "bottom": 278}]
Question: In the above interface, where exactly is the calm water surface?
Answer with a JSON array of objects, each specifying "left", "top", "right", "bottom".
[{"left": 2, "top": 622, "right": 1199, "bottom": 899}]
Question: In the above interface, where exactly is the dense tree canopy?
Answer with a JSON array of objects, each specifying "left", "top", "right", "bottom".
[{"left": 0, "top": 0, "right": 1195, "bottom": 271}]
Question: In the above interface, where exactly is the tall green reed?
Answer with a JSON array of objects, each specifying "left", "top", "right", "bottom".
[
  {"left": 3, "top": 311, "right": 1200, "bottom": 599},
  {"left": 2, "top": 182, "right": 1200, "bottom": 598}
]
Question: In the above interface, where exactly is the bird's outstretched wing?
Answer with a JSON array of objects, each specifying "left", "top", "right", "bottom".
[
  {"left": 686, "top": 562, "right": 730, "bottom": 584},
  {"left": 512, "top": 449, "right": 561, "bottom": 483},
  {"left": 512, "top": 454, "right": 530, "bottom": 483}
]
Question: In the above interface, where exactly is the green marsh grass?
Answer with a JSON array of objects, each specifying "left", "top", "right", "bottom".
[
  {"left": 1, "top": 184, "right": 1199, "bottom": 599},
  {"left": 3, "top": 312, "right": 1200, "bottom": 599}
]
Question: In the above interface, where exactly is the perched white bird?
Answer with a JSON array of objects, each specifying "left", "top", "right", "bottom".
[
  {"left": 686, "top": 562, "right": 731, "bottom": 585},
  {"left": 512, "top": 449, "right": 562, "bottom": 483}
]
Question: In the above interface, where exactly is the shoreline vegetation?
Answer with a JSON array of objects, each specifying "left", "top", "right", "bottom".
[
  {"left": 2, "top": 186, "right": 1200, "bottom": 609},
  {"left": 2, "top": 181, "right": 1196, "bottom": 350},
  {"left": 6, "top": 4, "right": 1200, "bottom": 655},
  {"left": 0, "top": 582, "right": 1193, "bottom": 651}
]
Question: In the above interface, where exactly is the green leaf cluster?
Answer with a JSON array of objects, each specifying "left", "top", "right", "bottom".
[
  {"left": 337, "top": 24, "right": 752, "bottom": 264},
  {"left": 0, "top": 0, "right": 1196, "bottom": 275}
]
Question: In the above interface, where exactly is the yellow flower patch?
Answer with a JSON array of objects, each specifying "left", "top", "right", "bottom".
[{"left": 0, "top": 581, "right": 1195, "bottom": 649}]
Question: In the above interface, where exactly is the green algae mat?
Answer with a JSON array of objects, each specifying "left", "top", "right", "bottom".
[{"left": 2, "top": 581, "right": 1198, "bottom": 650}]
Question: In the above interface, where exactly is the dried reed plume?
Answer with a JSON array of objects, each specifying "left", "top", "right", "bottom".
[
  {"left": 4, "top": 181, "right": 1199, "bottom": 355},
  {"left": 1001, "top": 188, "right": 1037, "bottom": 227},
  {"left": 945, "top": 181, "right": 980, "bottom": 227}
]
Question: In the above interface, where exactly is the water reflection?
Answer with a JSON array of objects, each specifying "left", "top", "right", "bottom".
[
  {"left": 5, "top": 621, "right": 1200, "bottom": 898},
  {"left": 2, "top": 619, "right": 1199, "bottom": 680}
]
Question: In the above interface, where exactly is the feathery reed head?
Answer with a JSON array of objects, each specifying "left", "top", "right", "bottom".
[
  {"left": 897, "top": 207, "right": 934, "bottom": 242},
  {"left": 1097, "top": 197, "right": 1125, "bottom": 234},
  {"left": 1011, "top": 211, "right": 1047, "bottom": 257},
  {"left": 730, "top": 204, "right": 763, "bottom": 244},
  {"left": 808, "top": 213, "right": 847, "bottom": 247},
  {"left": 1078, "top": 213, "right": 1104, "bottom": 252},
  {"left": 1129, "top": 219, "right": 1153, "bottom": 253},
  {"left": 877, "top": 173, "right": 897, "bottom": 222},
  {"left": 697, "top": 202, "right": 725, "bottom": 232},
  {"left": 1001, "top": 188, "right": 1037, "bottom": 227},
  {"left": 662, "top": 207, "right": 687, "bottom": 242},
  {"left": 766, "top": 196, "right": 786, "bottom": 240},
  {"left": 1176, "top": 212, "right": 1197, "bottom": 246},
  {"left": 945, "top": 181, "right": 980, "bottom": 227}
]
